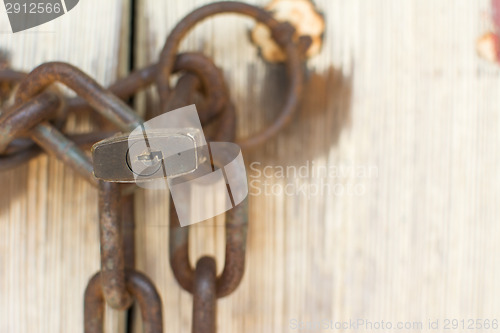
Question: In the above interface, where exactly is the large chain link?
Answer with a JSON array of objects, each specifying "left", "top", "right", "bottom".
[{"left": 0, "top": 2, "right": 309, "bottom": 332}]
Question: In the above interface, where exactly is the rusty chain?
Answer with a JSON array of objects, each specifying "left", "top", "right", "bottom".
[{"left": 0, "top": 2, "right": 309, "bottom": 332}]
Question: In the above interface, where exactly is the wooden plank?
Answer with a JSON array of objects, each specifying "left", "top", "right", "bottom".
[
  {"left": 0, "top": 1, "right": 130, "bottom": 332},
  {"left": 3, "top": 0, "right": 499, "bottom": 332},
  {"left": 135, "top": 0, "right": 500, "bottom": 332}
]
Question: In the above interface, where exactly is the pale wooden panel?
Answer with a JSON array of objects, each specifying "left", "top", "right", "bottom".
[
  {"left": 135, "top": 0, "right": 500, "bottom": 332},
  {"left": 0, "top": 1, "right": 130, "bottom": 332}
]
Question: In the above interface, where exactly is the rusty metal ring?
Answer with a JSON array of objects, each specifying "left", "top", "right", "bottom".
[
  {"left": 169, "top": 197, "right": 248, "bottom": 298},
  {"left": 84, "top": 270, "right": 163, "bottom": 333},
  {"left": 156, "top": 1, "right": 304, "bottom": 150}
]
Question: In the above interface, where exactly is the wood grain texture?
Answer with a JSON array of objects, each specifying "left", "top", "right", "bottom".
[
  {"left": 0, "top": 1, "right": 130, "bottom": 332},
  {"left": 2, "top": 0, "right": 500, "bottom": 332},
  {"left": 135, "top": 0, "right": 500, "bottom": 332}
]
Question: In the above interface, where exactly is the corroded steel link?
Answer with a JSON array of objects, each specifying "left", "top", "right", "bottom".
[
  {"left": 165, "top": 50, "right": 249, "bottom": 300},
  {"left": 129, "top": 271, "right": 164, "bottom": 333},
  {"left": 192, "top": 256, "right": 217, "bottom": 333},
  {"left": 121, "top": 192, "right": 136, "bottom": 270},
  {"left": 150, "top": 53, "right": 227, "bottom": 121},
  {"left": 0, "top": 62, "right": 143, "bottom": 183},
  {"left": 157, "top": 1, "right": 306, "bottom": 150},
  {"left": 0, "top": 52, "right": 233, "bottom": 175},
  {"left": 166, "top": 66, "right": 216, "bottom": 292},
  {"left": 84, "top": 270, "right": 163, "bottom": 333},
  {"left": 173, "top": 53, "right": 228, "bottom": 120},
  {"left": 15, "top": 62, "right": 142, "bottom": 131},
  {"left": 5, "top": 132, "right": 114, "bottom": 155},
  {"left": 0, "top": 62, "right": 147, "bottom": 185},
  {"left": 84, "top": 273, "right": 105, "bottom": 333},
  {"left": 0, "top": 131, "right": 114, "bottom": 171},
  {"left": 68, "top": 53, "right": 226, "bottom": 121},
  {"left": 0, "top": 118, "right": 107, "bottom": 157},
  {"left": 32, "top": 122, "right": 97, "bottom": 185},
  {"left": 215, "top": 197, "right": 248, "bottom": 297},
  {"left": 0, "top": 54, "right": 225, "bottom": 120},
  {"left": 65, "top": 64, "right": 159, "bottom": 114},
  {"left": 164, "top": 73, "right": 200, "bottom": 113},
  {"left": 0, "top": 92, "right": 61, "bottom": 152},
  {"left": 98, "top": 181, "right": 133, "bottom": 309},
  {"left": 0, "top": 68, "right": 25, "bottom": 83},
  {"left": 169, "top": 197, "right": 193, "bottom": 292},
  {"left": 206, "top": 97, "right": 236, "bottom": 142},
  {"left": 0, "top": 52, "right": 228, "bottom": 169},
  {"left": 169, "top": 198, "right": 248, "bottom": 297},
  {"left": 0, "top": 78, "right": 97, "bottom": 184}
]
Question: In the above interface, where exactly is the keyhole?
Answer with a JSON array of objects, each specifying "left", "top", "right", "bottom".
[{"left": 137, "top": 150, "right": 163, "bottom": 167}]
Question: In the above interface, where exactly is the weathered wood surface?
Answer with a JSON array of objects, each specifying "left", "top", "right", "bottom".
[
  {"left": 2, "top": 0, "right": 500, "bottom": 332},
  {"left": 0, "top": 1, "right": 129, "bottom": 332},
  {"left": 135, "top": 0, "right": 500, "bottom": 332}
]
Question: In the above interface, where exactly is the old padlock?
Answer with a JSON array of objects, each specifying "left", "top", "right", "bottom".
[
  {"left": 91, "top": 105, "right": 248, "bottom": 226},
  {"left": 92, "top": 127, "right": 205, "bottom": 182}
]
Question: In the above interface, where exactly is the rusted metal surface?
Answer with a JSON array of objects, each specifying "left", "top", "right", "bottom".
[
  {"left": 0, "top": 62, "right": 144, "bottom": 185},
  {"left": 169, "top": 198, "right": 248, "bottom": 297},
  {"left": 0, "top": 131, "right": 114, "bottom": 171},
  {"left": 31, "top": 122, "right": 96, "bottom": 185},
  {"left": 251, "top": 0, "right": 324, "bottom": 62},
  {"left": 98, "top": 181, "right": 133, "bottom": 310},
  {"left": 192, "top": 256, "right": 217, "bottom": 333},
  {"left": 69, "top": 53, "right": 227, "bottom": 122},
  {"left": 164, "top": 33, "right": 248, "bottom": 303},
  {"left": 156, "top": 1, "right": 307, "bottom": 150},
  {"left": 83, "top": 273, "right": 105, "bottom": 333},
  {"left": 0, "top": 92, "right": 61, "bottom": 152},
  {"left": 15, "top": 62, "right": 142, "bottom": 131},
  {"left": 156, "top": 41, "right": 251, "bottom": 330},
  {"left": 0, "top": 52, "right": 232, "bottom": 170},
  {"left": 121, "top": 192, "right": 136, "bottom": 270},
  {"left": 84, "top": 270, "right": 163, "bottom": 333},
  {"left": 215, "top": 198, "right": 248, "bottom": 297},
  {"left": 0, "top": 68, "right": 25, "bottom": 83}
]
